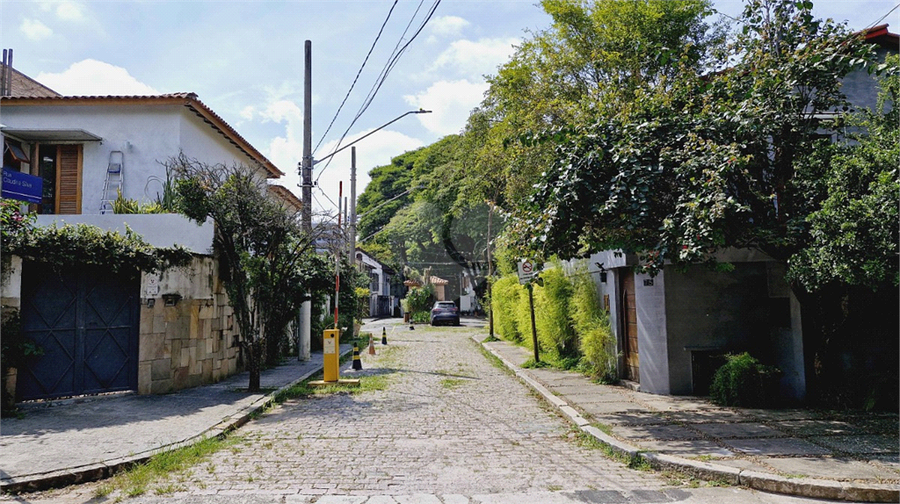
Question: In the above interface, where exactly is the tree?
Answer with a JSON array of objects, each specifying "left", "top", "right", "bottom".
[
  {"left": 510, "top": 0, "right": 877, "bottom": 274},
  {"left": 472, "top": 0, "right": 724, "bottom": 208},
  {"left": 788, "top": 53, "right": 899, "bottom": 292},
  {"left": 171, "top": 155, "right": 330, "bottom": 391}
]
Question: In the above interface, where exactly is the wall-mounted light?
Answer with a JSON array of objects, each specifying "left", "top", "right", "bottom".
[
  {"left": 595, "top": 262, "right": 608, "bottom": 283},
  {"left": 162, "top": 293, "right": 182, "bottom": 307}
]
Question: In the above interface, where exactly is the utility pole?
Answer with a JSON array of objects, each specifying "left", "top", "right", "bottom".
[
  {"left": 298, "top": 39, "right": 313, "bottom": 361},
  {"left": 349, "top": 147, "right": 357, "bottom": 267}
]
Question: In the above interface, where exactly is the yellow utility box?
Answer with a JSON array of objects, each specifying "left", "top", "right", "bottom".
[{"left": 322, "top": 329, "right": 340, "bottom": 382}]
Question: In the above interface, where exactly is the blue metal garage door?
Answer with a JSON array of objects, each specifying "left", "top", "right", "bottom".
[{"left": 17, "top": 264, "right": 140, "bottom": 401}]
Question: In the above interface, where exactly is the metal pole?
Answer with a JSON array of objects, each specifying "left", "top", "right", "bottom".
[
  {"left": 350, "top": 147, "right": 357, "bottom": 266},
  {"left": 528, "top": 283, "right": 540, "bottom": 363},
  {"left": 335, "top": 181, "right": 342, "bottom": 329},
  {"left": 487, "top": 202, "right": 494, "bottom": 338}
]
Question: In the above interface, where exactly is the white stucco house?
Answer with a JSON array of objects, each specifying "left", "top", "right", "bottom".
[
  {"left": 1, "top": 62, "right": 297, "bottom": 401},
  {"left": 354, "top": 248, "right": 397, "bottom": 318}
]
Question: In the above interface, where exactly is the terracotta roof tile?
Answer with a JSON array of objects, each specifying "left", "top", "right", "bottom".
[{"left": 0, "top": 93, "right": 284, "bottom": 178}]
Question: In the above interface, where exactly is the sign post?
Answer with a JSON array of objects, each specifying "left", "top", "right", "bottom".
[{"left": 518, "top": 259, "right": 540, "bottom": 363}]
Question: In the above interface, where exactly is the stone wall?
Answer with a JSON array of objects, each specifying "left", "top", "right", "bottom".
[{"left": 138, "top": 256, "right": 242, "bottom": 394}]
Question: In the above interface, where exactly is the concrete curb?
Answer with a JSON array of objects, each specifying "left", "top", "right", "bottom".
[
  {"left": 475, "top": 336, "right": 900, "bottom": 503},
  {"left": 0, "top": 347, "right": 353, "bottom": 495}
]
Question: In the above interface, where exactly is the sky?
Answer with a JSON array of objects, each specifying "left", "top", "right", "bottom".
[{"left": 1, "top": 0, "right": 897, "bottom": 216}]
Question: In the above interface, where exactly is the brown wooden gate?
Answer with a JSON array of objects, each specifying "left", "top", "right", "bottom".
[{"left": 621, "top": 271, "right": 640, "bottom": 382}]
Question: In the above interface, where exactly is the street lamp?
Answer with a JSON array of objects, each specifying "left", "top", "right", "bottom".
[
  {"left": 308, "top": 109, "right": 432, "bottom": 168},
  {"left": 299, "top": 108, "right": 431, "bottom": 232}
]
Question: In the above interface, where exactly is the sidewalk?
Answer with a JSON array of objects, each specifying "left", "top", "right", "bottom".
[
  {"left": 479, "top": 336, "right": 900, "bottom": 503},
  {"left": 0, "top": 345, "right": 352, "bottom": 494}
]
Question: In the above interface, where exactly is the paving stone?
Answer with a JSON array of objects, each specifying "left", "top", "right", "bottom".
[
  {"left": 809, "top": 435, "right": 900, "bottom": 455},
  {"left": 772, "top": 419, "right": 857, "bottom": 436},
  {"left": 635, "top": 397, "right": 712, "bottom": 412},
  {"left": 663, "top": 409, "right": 748, "bottom": 424},
  {"left": 724, "top": 437, "right": 831, "bottom": 456},
  {"left": 627, "top": 438, "right": 735, "bottom": 458},
  {"left": 578, "top": 401, "right": 654, "bottom": 417},
  {"left": 743, "top": 409, "right": 821, "bottom": 422},
  {"left": 761, "top": 456, "right": 900, "bottom": 481},
  {"left": 613, "top": 424, "right": 703, "bottom": 441},
  {"left": 688, "top": 422, "right": 786, "bottom": 439},
  {"left": 590, "top": 411, "right": 669, "bottom": 426}
]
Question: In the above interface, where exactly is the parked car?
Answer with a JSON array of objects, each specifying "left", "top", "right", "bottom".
[{"left": 430, "top": 301, "right": 460, "bottom": 326}]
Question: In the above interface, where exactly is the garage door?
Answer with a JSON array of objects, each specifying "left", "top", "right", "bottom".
[{"left": 17, "top": 263, "right": 140, "bottom": 401}]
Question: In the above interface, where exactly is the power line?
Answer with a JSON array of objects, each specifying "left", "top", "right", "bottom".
[
  {"left": 865, "top": 4, "right": 899, "bottom": 29},
  {"left": 313, "top": 0, "right": 399, "bottom": 154},
  {"left": 314, "top": 0, "right": 442, "bottom": 184}
]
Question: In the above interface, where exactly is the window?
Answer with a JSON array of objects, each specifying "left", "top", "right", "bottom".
[{"left": 3, "top": 139, "right": 30, "bottom": 169}]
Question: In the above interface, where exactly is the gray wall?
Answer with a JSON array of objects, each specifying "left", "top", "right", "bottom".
[
  {"left": 663, "top": 263, "right": 769, "bottom": 395},
  {"left": 636, "top": 270, "right": 669, "bottom": 394}
]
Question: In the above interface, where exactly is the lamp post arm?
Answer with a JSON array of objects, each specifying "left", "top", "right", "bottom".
[{"left": 312, "top": 109, "right": 431, "bottom": 166}]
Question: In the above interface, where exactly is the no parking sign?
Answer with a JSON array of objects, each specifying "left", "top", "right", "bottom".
[{"left": 517, "top": 259, "right": 535, "bottom": 284}]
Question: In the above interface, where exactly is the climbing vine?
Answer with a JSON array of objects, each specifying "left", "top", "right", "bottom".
[{"left": 1, "top": 198, "right": 192, "bottom": 276}]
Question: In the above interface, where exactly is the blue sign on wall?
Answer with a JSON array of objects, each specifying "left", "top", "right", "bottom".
[{"left": 2, "top": 167, "right": 43, "bottom": 204}]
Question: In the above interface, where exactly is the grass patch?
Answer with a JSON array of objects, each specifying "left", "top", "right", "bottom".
[
  {"left": 592, "top": 422, "right": 613, "bottom": 436},
  {"left": 276, "top": 374, "right": 390, "bottom": 399},
  {"left": 440, "top": 378, "right": 466, "bottom": 389},
  {"left": 522, "top": 358, "right": 551, "bottom": 369},
  {"left": 571, "top": 429, "right": 652, "bottom": 470},
  {"left": 474, "top": 341, "right": 514, "bottom": 375},
  {"left": 482, "top": 335, "right": 500, "bottom": 343},
  {"left": 95, "top": 435, "right": 239, "bottom": 499}
]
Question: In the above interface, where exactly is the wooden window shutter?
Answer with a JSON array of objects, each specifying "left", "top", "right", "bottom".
[{"left": 56, "top": 145, "right": 82, "bottom": 214}]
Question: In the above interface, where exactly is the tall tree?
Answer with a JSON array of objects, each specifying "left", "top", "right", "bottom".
[{"left": 171, "top": 155, "right": 330, "bottom": 391}]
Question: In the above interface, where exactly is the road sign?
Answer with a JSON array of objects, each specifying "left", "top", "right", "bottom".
[
  {"left": 2, "top": 167, "right": 42, "bottom": 204},
  {"left": 518, "top": 259, "right": 536, "bottom": 284}
]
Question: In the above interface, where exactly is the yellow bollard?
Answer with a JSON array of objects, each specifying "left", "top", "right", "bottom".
[{"left": 322, "top": 329, "right": 340, "bottom": 382}]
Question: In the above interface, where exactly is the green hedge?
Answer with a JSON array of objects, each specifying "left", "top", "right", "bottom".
[
  {"left": 571, "top": 265, "right": 617, "bottom": 381},
  {"left": 534, "top": 266, "right": 576, "bottom": 358},
  {"left": 489, "top": 261, "right": 617, "bottom": 379},
  {"left": 491, "top": 274, "right": 525, "bottom": 342}
]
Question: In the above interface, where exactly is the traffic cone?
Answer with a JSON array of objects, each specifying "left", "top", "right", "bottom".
[
  {"left": 352, "top": 343, "right": 363, "bottom": 370},
  {"left": 382, "top": 327, "right": 388, "bottom": 345},
  {"left": 368, "top": 333, "right": 376, "bottom": 355}
]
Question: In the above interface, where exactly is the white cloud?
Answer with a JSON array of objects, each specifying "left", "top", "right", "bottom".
[
  {"left": 260, "top": 100, "right": 302, "bottom": 124},
  {"left": 404, "top": 79, "right": 487, "bottom": 136},
  {"left": 36, "top": 59, "right": 158, "bottom": 96},
  {"left": 20, "top": 19, "right": 53, "bottom": 41},
  {"left": 55, "top": 1, "right": 86, "bottom": 22},
  {"left": 239, "top": 106, "right": 256, "bottom": 121},
  {"left": 429, "top": 16, "right": 470, "bottom": 38},
  {"left": 429, "top": 37, "right": 520, "bottom": 81}
]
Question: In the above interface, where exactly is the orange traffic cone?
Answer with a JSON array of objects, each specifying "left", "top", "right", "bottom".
[{"left": 368, "top": 333, "right": 376, "bottom": 355}]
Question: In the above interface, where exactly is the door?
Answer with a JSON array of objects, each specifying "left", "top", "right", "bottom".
[
  {"left": 621, "top": 271, "right": 640, "bottom": 383},
  {"left": 36, "top": 144, "right": 82, "bottom": 215},
  {"left": 17, "top": 263, "right": 140, "bottom": 401}
]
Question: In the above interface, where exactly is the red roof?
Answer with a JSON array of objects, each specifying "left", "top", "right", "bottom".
[{"left": 860, "top": 24, "right": 899, "bottom": 49}]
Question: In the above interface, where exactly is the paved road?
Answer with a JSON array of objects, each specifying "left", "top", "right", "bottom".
[{"left": 3, "top": 320, "right": 839, "bottom": 503}]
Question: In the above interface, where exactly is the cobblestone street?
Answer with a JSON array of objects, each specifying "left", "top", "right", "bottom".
[
  {"left": 4, "top": 321, "right": 839, "bottom": 504},
  {"left": 168, "top": 323, "right": 665, "bottom": 496}
]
